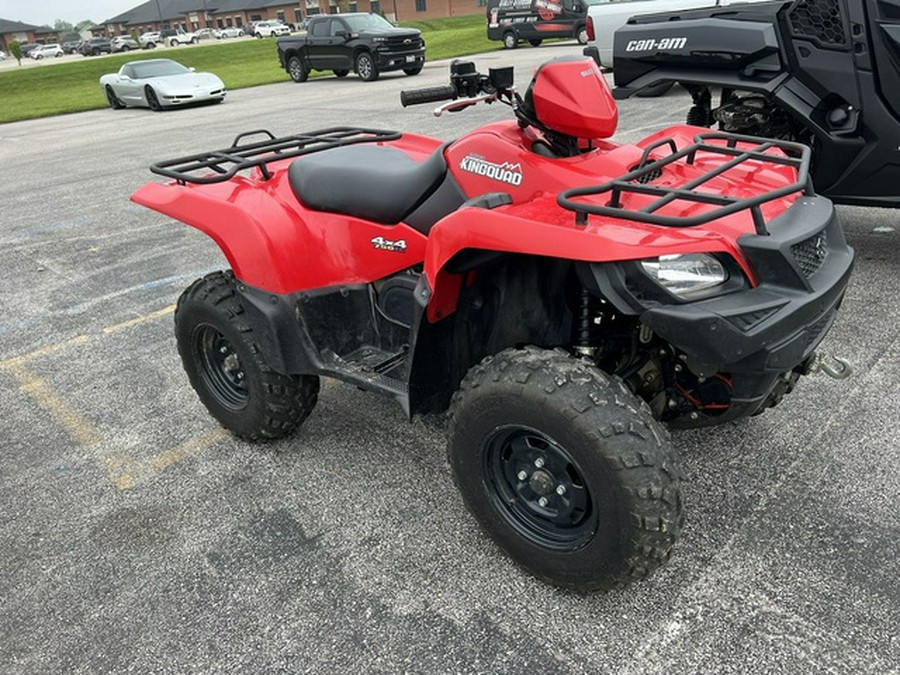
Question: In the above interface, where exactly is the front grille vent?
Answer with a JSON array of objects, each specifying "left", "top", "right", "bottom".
[
  {"left": 788, "top": 0, "right": 848, "bottom": 48},
  {"left": 791, "top": 230, "right": 828, "bottom": 277}
]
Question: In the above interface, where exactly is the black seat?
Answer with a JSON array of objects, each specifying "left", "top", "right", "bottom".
[{"left": 288, "top": 144, "right": 448, "bottom": 224}]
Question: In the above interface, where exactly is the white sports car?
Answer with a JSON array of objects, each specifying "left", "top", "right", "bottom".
[{"left": 99, "top": 59, "right": 226, "bottom": 111}]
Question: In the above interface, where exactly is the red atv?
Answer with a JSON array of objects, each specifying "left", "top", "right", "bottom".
[{"left": 132, "top": 57, "right": 853, "bottom": 591}]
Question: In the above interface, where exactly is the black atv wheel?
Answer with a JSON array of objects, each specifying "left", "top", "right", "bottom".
[
  {"left": 503, "top": 32, "right": 518, "bottom": 49},
  {"left": 175, "top": 271, "right": 320, "bottom": 441},
  {"left": 105, "top": 85, "right": 125, "bottom": 110},
  {"left": 288, "top": 55, "right": 309, "bottom": 82},
  {"left": 529, "top": 39, "right": 543, "bottom": 47},
  {"left": 145, "top": 86, "right": 162, "bottom": 111},
  {"left": 448, "top": 347, "right": 682, "bottom": 591},
  {"left": 355, "top": 52, "right": 379, "bottom": 81},
  {"left": 334, "top": 69, "right": 349, "bottom": 77}
]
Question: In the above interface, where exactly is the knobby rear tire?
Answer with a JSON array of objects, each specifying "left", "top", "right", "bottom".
[{"left": 175, "top": 271, "right": 320, "bottom": 441}]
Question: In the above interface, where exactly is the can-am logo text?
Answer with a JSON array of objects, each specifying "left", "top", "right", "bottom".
[
  {"left": 459, "top": 155, "right": 523, "bottom": 186},
  {"left": 625, "top": 37, "right": 687, "bottom": 52}
]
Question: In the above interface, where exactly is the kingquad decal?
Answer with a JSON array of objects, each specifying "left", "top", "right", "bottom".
[
  {"left": 371, "top": 236, "right": 407, "bottom": 252},
  {"left": 459, "top": 154, "right": 524, "bottom": 186},
  {"left": 625, "top": 37, "right": 688, "bottom": 52}
]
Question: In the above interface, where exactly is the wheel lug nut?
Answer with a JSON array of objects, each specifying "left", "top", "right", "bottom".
[
  {"left": 220, "top": 346, "right": 228, "bottom": 354},
  {"left": 517, "top": 471, "right": 528, "bottom": 481},
  {"left": 538, "top": 497, "right": 549, "bottom": 508},
  {"left": 556, "top": 485, "right": 566, "bottom": 496},
  {"left": 236, "top": 372, "right": 244, "bottom": 379},
  {"left": 534, "top": 457, "right": 545, "bottom": 468}
]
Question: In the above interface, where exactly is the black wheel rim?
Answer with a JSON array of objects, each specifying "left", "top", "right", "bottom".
[
  {"left": 482, "top": 425, "right": 598, "bottom": 551},
  {"left": 193, "top": 324, "right": 249, "bottom": 411}
]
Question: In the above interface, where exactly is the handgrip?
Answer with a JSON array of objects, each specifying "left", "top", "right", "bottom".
[{"left": 400, "top": 85, "right": 458, "bottom": 107}]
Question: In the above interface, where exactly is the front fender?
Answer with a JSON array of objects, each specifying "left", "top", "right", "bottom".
[{"left": 422, "top": 202, "right": 741, "bottom": 322}]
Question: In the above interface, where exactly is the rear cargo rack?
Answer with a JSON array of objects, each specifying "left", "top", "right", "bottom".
[
  {"left": 558, "top": 132, "right": 813, "bottom": 236},
  {"left": 149, "top": 126, "right": 402, "bottom": 185}
]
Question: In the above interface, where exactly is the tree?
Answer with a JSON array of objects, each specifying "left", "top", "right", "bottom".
[
  {"left": 54, "top": 19, "right": 75, "bottom": 33},
  {"left": 9, "top": 39, "right": 22, "bottom": 66}
]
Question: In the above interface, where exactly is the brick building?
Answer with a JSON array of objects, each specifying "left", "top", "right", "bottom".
[
  {"left": 98, "top": 0, "right": 485, "bottom": 36},
  {"left": 0, "top": 19, "right": 43, "bottom": 51}
]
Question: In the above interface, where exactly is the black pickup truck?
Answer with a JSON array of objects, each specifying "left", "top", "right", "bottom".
[{"left": 277, "top": 13, "right": 425, "bottom": 82}]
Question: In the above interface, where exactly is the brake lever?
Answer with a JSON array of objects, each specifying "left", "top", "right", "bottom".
[{"left": 433, "top": 93, "right": 498, "bottom": 117}]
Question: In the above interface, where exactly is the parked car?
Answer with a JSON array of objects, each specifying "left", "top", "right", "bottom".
[
  {"left": 100, "top": 58, "right": 226, "bottom": 111},
  {"left": 63, "top": 40, "right": 81, "bottom": 54},
  {"left": 217, "top": 26, "right": 245, "bottom": 38},
  {"left": 19, "top": 43, "right": 40, "bottom": 58},
  {"left": 31, "top": 43, "right": 64, "bottom": 59},
  {"left": 0, "top": 49, "right": 7, "bottom": 60},
  {"left": 139, "top": 32, "right": 161, "bottom": 48},
  {"left": 81, "top": 37, "right": 112, "bottom": 56},
  {"left": 162, "top": 28, "right": 199, "bottom": 46},
  {"left": 278, "top": 13, "right": 425, "bottom": 82},
  {"left": 111, "top": 36, "right": 140, "bottom": 52},
  {"left": 486, "top": 0, "right": 603, "bottom": 49},
  {"left": 254, "top": 20, "right": 291, "bottom": 37},
  {"left": 194, "top": 28, "right": 217, "bottom": 40}
]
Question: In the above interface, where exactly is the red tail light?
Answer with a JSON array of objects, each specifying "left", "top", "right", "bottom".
[{"left": 586, "top": 16, "right": 595, "bottom": 42}]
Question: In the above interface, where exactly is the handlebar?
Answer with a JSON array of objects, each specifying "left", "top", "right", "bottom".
[
  {"left": 400, "top": 85, "right": 458, "bottom": 108},
  {"left": 399, "top": 60, "right": 515, "bottom": 112}
]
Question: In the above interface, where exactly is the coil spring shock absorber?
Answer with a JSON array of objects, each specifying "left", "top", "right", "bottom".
[{"left": 574, "top": 289, "right": 600, "bottom": 357}]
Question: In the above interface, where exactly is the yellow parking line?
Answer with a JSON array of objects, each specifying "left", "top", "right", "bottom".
[
  {"left": 0, "top": 335, "right": 90, "bottom": 370},
  {"left": 8, "top": 362, "right": 103, "bottom": 446},
  {"left": 103, "top": 304, "right": 176, "bottom": 334},
  {"left": 105, "top": 428, "right": 229, "bottom": 490}
]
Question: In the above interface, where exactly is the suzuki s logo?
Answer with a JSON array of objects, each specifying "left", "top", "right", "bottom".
[
  {"left": 459, "top": 155, "right": 523, "bottom": 186},
  {"left": 371, "top": 236, "right": 407, "bottom": 252},
  {"left": 625, "top": 37, "right": 688, "bottom": 52},
  {"left": 404, "top": 38, "right": 411, "bottom": 44}
]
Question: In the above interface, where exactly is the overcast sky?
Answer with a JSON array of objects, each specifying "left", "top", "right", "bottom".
[{"left": 0, "top": 0, "right": 141, "bottom": 26}]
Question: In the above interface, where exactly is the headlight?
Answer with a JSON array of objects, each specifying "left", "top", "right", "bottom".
[{"left": 640, "top": 253, "right": 728, "bottom": 298}]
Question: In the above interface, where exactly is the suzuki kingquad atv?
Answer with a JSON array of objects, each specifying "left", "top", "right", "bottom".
[
  {"left": 609, "top": 0, "right": 900, "bottom": 207},
  {"left": 132, "top": 56, "right": 854, "bottom": 591}
]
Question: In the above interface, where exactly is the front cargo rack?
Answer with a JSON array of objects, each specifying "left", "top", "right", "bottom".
[
  {"left": 558, "top": 132, "right": 813, "bottom": 236},
  {"left": 149, "top": 126, "right": 402, "bottom": 185}
]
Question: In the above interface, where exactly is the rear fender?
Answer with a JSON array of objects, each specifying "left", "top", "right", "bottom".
[{"left": 131, "top": 172, "right": 428, "bottom": 294}]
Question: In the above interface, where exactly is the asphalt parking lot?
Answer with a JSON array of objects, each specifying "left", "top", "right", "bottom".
[{"left": 2, "top": 42, "right": 899, "bottom": 672}]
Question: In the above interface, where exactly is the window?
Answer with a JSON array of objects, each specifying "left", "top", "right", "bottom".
[
  {"left": 217, "top": 19, "right": 224, "bottom": 28},
  {"left": 348, "top": 1, "right": 358, "bottom": 10},
  {"left": 294, "top": 9, "right": 303, "bottom": 23},
  {"left": 310, "top": 19, "right": 329, "bottom": 37},
  {"left": 371, "top": 0, "right": 381, "bottom": 14},
  {"left": 226, "top": 17, "right": 233, "bottom": 27},
  {"left": 235, "top": 16, "right": 243, "bottom": 27},
  {"left": 277, "top": 10, "right": 285, "bottom": 21},
  {"left": 415, "top": 0, "right": 426, "bottom": 10},
  {"left": 250, "top": 14, "right": 262, "bottom": 21}
]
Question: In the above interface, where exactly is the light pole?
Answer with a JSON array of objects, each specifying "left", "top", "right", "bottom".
[{"left": 154, "top": 0, "right": 164, "bottom": 29}]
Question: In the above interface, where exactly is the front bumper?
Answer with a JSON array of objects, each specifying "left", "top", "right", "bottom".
[
  {"left": 374, "top": 48, "right": 426, "bottom": 72},
  {"left": 592, "top": 196, "right": 854, "bottom": 423}
]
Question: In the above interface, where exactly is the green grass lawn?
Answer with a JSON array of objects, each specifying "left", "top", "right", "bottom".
[{"left": 0, "top": 15, "right": 499, "bottom": 124}]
